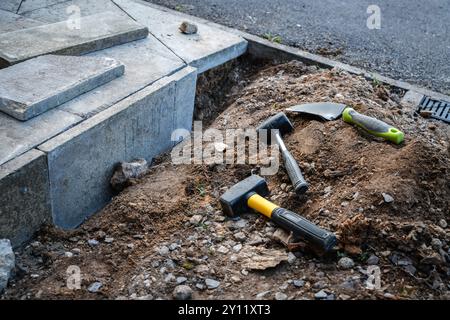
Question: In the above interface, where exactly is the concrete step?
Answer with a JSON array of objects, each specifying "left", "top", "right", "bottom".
[
  {"left": 0, "top": 149, "right": 51, "bottom": 247},
  {"left": 0, "top": 55, "right": 125, "bottom": 121},
  {"left": 113, "top": 0, "right": 247, "bottom": 73},
  {"left": 0, "top": 11, "right": 148, "bottom": 67},
  {"left": 38, "top": 66, "right": 197, "bottom": 229},
  {"left": 0, "top": 0, "right": 21, "bottom": 13},
  {"left": 0, "top": 9, "right": 43, "bottom": 33}
]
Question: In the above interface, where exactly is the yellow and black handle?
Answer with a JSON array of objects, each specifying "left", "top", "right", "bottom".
[{"left": 247, "top": 193, "right": 337, "bottom": 251}]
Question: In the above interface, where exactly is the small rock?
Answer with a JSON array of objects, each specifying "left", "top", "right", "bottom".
[
  {"left": 248, "top": 234, "right": 264, "bottom": 246},
  {"left": 173, "top": 285, "right": 193, "bottom": 300},
  {"left": 287, "top": 252, "right": 297, "bottom": 264},
  {"left": 88, "top": 282, "right": 103, "bottom": 293},
  {"left": 234, "top": 219, "right": 248, "bottom": 229},
  {"left": 87, "top": 239, "right": 99, "bottom": 247},
  {"left": 164, "top": 273, "right": 175, "bottom": 282},
  {"left": 217, "top": 245, "right": 230, "bottom": 254},
  {"left": 231, "top": 276, "right": 241, "bottom": 283},
  {"left": 158, "top": 246, "right": 170, "bottom": 256},
  {"left": 382, "top": 193, "right": 394, "bottom": 203},
  {"left": 232, "top": 244, "right": 242, "bottom": 252},
  {"left": 190, "top": 215, "right": 203, "bottom": 225},
  {"left": 341, "top": 201, "right": 349, "bottom": 207},
  {"left": 205, "top": 278, "right": 220, "bottom": 289},
  {"left": 438, "top": 219, "right": 447, "bottom": 229},
  {"left": 0, "top": 239, "right": 15, "bottom": 292},
  {"left": 367, "top": 254, "right": 379, "bottom": 265},
  {"left": 324, "top": 186, "right": 332, "bottom": 194},
  {"left": 234, "top": 232, "right": 246, "bottom": 242},
  {"left": 314, "top": 290, "right": 328, "bottom": 299},
  {"left": 104, "top": 237, "right": 114, "bottom": 243},
  {"left": 293, "top": 280, "right": 305, "bottom": 288},
  {"left": 179, "top": 21, "right": 198, "bottom": 34},
  {"left": 275, "top": 292, "right": 287, "bottom": 300},
  {"left": 431, "top": 238, "right": 443, "bottom": 251},
  {"left": 169, "top": 243, "right": 179, "bottom": 251},
  {"left": 256, "top": 290, "right": 271, "bottom": 299},
  {"left": 110, "top": 158, "right": 148, "bottom": 191},
  {"left": 176, "top": 276, "right": 188, "bottom": 284},
  {"left": 338, "top": 257, "right": 355, "bottom": 269},
  {"left": 195, "top": 283, "right": 205, "bottom": 291},
  {"left": 64, "top": 252, "right": 73, "bottom": 258}
]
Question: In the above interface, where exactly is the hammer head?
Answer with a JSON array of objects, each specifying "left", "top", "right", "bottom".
[
  {"left": 220, "top": 175, "right": 270, "bottom": 217},
  {"left": 257, "top": 112, "right": 294, "bottom": 144}
]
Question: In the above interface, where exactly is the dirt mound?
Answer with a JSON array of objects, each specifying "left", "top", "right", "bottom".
[{"left": 3, "top": 60, "right": 449, "bottom": 300}]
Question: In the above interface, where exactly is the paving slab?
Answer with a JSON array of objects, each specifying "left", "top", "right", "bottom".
[
  {"left": 0, "top": 11, "right": 148, "bottom": 67},
  {"left": 38, "top": 66, "right": 197, "bottom": 229},
  {"left": 0, "top": 0, "right": 21, "bottom": 13},
  {"left": 18, "top": 0, "right": 75, "bottom": 14},
  {"left": 113, "top": 0, "right": 247, "bottom": 73},
  {"left": 0, "top": 55, "right": 125, "bottom": 121},
  {"left": 21, "top": 0, "right": 129, "bottom": 21},
  {"left": 58, "top": 36, "right": 185, "bottom": 117},
  {"left": 0, "top": 9, "right": 43, "bottom": 33},
  {"left": 0, "top": 149, "right": 51, "bottom": 247},
  {"left": 0, "top": 109, "right": 82, "bottom": 166}
]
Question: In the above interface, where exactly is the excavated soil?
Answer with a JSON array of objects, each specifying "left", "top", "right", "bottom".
[{"left": 2, "top": 58, "right": 449, "bottom": 300}]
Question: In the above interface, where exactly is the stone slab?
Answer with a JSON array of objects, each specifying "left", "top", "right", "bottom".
[
  {"left": 58, "top": 36, "right": 185, "bottom": 118},
  {"left": 38, "top": 66, "right": 197, "bottom": 229},
  {"left": 113, "top": 0, "right": 247, "bottom": 73},
  {"left": 18, "top": 0, "right": 75, "bottom": 14},
  {"left": 0, "top": 109, "right": 82, "bottom": 166},
  {"left": 0, "top": 149, "right": 51, "bottom": 247},
  {"left": 21, "top": 0, "right": 129, "bottom": 21},
  {"left": 0, "top": 0, "right": 21, "bottom": 13},
  {"left": 0, "top": 55, "right": 125, "bottom": 121},
  {"left": 0, "top": 11, "right": 149, "bottom": 67},
  {"left": 0, "top": 9, "right": 43, "bottom": 33}
]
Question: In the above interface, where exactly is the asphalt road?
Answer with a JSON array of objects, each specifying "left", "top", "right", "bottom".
[{"left": 149, "top": 0, "right": 450, "bottom": 95}]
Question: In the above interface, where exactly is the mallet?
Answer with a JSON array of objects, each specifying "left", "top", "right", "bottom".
[
  {"left": 257, "top": 112, "right": 309, "bottom": 195},
  {"left": 220, "top": 175, "right": 337, "bottom": 252}
]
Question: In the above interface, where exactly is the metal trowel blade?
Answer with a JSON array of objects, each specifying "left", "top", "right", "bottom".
[{"left": 286, "top": 102, "right": 347, "bottom": 121}]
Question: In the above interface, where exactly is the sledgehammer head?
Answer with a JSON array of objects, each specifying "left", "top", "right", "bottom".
[
  {"left": 220, "top": 175, "right": 269, "bottom": 217},
  {"left": 257, "top": 112, "right": 294, "bottom": 143}
]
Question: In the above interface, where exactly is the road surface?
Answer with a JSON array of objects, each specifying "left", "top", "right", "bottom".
[{"left": 149, "top": 0, "right": 450, "bottom": 95}]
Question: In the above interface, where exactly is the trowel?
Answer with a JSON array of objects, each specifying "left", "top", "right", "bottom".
[{"left": 286, "top": 102, "right": 404, "bottom": 144}]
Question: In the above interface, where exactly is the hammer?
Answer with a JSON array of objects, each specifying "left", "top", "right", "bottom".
[
  {"left": 257, "top": 112, "right": 309, "bottom": 195},
  {"left": 220, "top": 175, "right": 337, "bottom": 251}
]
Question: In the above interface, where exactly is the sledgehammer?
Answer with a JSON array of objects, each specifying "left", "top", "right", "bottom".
[
  {"left": 220, "top": 175, "right": 337, "bottom": 252},
  {"left": 257, "top": 112, "right": 308, "bottom": 195}
]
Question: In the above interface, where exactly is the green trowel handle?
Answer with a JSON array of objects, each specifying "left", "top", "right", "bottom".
[{"left": 342, "top": 108, "right": 404, "bottom": 144}]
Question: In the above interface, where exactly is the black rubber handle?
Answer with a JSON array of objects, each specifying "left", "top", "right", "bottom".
[
  {"left": 282, "top": 149, "right": 309, "bottom": 195},
  {"left": 272, "top": 207, "right": 337, "bottom": 251}
]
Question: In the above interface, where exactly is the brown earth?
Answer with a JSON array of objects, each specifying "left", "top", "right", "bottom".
[{"left": 2, "top": 59, "right": 449, "bottom": 300}]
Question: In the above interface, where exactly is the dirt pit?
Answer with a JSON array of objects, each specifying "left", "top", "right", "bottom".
[{"left": 3, "top": 58, "right": 449, "bottom": 300}]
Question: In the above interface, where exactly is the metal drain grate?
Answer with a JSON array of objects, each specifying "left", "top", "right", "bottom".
[{"left": 417, "top": 96, "right": 450, "bottom": 123}]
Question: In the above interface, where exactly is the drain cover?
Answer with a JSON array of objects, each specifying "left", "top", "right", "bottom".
[{"left": 417, "top": 96, "right": 450, "bottom": 123}]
